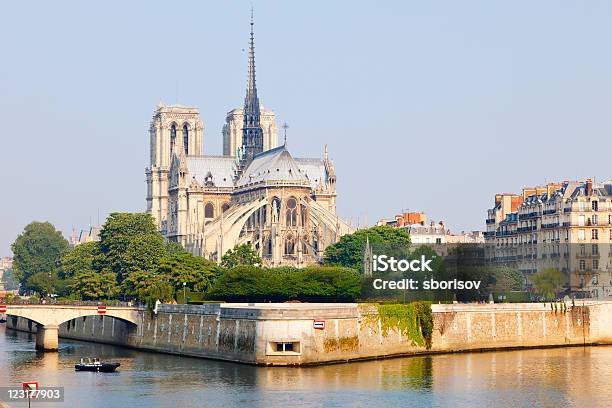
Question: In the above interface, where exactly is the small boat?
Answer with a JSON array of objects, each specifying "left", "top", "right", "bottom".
[{"left": 75, "top": 358, "right": 120, "bottom": 373}]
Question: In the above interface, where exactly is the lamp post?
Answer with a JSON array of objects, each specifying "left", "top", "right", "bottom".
[{"left": 183, "top": 282, "right": 187, "bottom": 304}]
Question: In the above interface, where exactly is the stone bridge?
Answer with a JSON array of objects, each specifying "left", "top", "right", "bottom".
[{"left": 1, "top": 304, "right": 141, "bottom": 351}]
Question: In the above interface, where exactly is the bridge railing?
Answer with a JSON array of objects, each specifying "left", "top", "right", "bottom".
[{"left": 0, "top": 298, "right": 140, "bottom": 307}]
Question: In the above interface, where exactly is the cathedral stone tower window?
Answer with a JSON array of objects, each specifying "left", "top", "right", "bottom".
[
  {"left": 222, "top": 202, "right": 230, "bottom": 213},
  {"left": 170, "top": 124, "right": 177, "bottom": 154},
  {"left": 205, "top": 202, "right": 215, "bottom": 219},
  {"left": 264, "top": 237, "right": 272, "bottom": 256},
  {"left": 183, "top": 124, "right": 189, "bottom": 155},
  {"left": 284, "top": 234, "right": 295, "bottom": 255},
  {"left": 286, "top": 197, "right": 297, "bottom": 227}
]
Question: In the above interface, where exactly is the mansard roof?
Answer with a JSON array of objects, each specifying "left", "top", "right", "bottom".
[
  {"left": 186, "top": 156, "right": 235, "bottom": 188},
  {"left": 236, "top": 145, "right": 309, "bottom": 187}
]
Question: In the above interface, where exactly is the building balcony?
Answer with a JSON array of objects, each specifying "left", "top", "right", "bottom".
[
  {"left": 543, "top": 209, "right": 557, "bottom": 215},
  {"left": 517, "top": 226, "right": 537, "bottom": 233},
  {"left": 576, "top": 253, "right": 600, "bottom": 259}
]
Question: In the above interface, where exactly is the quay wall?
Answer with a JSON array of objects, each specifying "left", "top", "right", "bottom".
[{"left": 6, "top": 302, "right": 612, "bottom": 366}]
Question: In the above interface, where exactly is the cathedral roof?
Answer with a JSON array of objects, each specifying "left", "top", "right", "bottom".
[
  {"left": 235, "top": 145, "right": 310, "bottom": 188},
  {"left": 295, "top": 158, "right": 329, "bottom": 190},
  {"left": 186, "top": 156, "right": 236, "bottom": 188}
]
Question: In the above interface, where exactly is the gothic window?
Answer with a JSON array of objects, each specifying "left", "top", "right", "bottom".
[
  {"left": 170, "top": 125, "right": 177, "bottom": 154},
  {"left": 286, "top": 197, "right": 297, "bottom": 227},
  {"left": 183, "top": 124, "right": 189, "bottom": 155},
  {"left": 284, "top": 235, "right": 295, "bottom": 255},
  {"left": 263, "top": 237, "right": 272, "bottom": 256},
  {"left": 301, "top": 204, "right": 307, "bottom": 227},
  {"left": 204, "top": 202, "right": 215, "bottom": 218},
  {"left": 222, "top": 202, "right": 230, "bottom": 213},
  {"left": 271, "top": 197, "right": 281, "bottom": 222}
]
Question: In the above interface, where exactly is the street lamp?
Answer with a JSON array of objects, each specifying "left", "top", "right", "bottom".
[{"left": 183, "top": 282, "right": 187, "bottom": 304}]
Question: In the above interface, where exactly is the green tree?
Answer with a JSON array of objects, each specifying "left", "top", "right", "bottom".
[
  {"left": 1, "top": 268, "right": 19, "bottom": 291},
  {"left": 59, "top": 241, "right": 102, "bottom": 279},
  {"left": 207, "top": 265, "right": 361, "bottom": 302},
  {"left": 491, "top": 267, "right": 524, "bottom": 292},
  {"left": 26, "top": 271, "right": 62, "bottom": 297},
  {"left": 69, "top": 270, "right": 119, "bottom": 300},
  {"left": 531, "top": 268, "right": 565, "bottom": 300},
  {"left": 156, "top": 252, "right": 218, "bottom": 296},
  {"left": 220, "top": 243, "right": 262, "bottom": 268},
  {"left": 11, "top": 221, "right": 69, "bottom": 285},
  {"left": 323, "top": 225, "right": 411, "bottom": 271},
  {"left": 98, "top": 213, "right": 165, "bottom": 280},
  {"left": 120, "top": 269, "right": 173, "bottom": 303},
  {"left": 165, "top": 241, "right": 189, "bottom": 256},
  {"left": 409, "top": 245, "right": 447, "bottom": 281}
]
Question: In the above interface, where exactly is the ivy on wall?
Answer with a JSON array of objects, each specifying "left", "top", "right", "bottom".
[{"left": 368, "top": 302, "right": 433, "bottom": 349}]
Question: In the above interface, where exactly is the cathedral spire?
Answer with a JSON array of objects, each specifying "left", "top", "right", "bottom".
[
  {"left": 246, "top": 7, "right": 257, "bottom": 103},
  {"left": 242, "top": 7, "right": 264, "bottom": 162}
]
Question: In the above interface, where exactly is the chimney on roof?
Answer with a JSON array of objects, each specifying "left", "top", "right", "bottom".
[{"left": 586, "top": 178, "right": 593, "bottom": 196}]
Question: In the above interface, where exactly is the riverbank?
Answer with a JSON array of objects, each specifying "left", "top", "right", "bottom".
[{"left": 6, "top": 301, "right": 612, "bottom": 366}]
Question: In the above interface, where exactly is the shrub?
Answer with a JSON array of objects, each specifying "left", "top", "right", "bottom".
[{"left": 207, "top": 265, "right": 361, "bottom": 302}]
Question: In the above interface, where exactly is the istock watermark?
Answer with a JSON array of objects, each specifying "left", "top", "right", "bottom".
[
  {"left": 372, "top": 278, "right": 482, "bottom": 291},
  {"left": 367, "top": 252, "right": 483, "bottom": 293},
  {"left": 372, "top": 255, "right": 433, "bottom": 272}
]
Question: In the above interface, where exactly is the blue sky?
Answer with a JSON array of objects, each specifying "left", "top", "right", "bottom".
[{"left": 1, "top": 0, "right": 612, "bottom": 256}]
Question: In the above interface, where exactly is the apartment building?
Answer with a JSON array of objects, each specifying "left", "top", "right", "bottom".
[
  {"left": 379, "top": 212, "right": 484, "bottom": 245},
  {"left": 485, "top": 179, "right": 612, "bottom": 299}
]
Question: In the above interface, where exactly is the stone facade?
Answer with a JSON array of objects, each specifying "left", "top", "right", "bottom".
[
  {"left": 146, "top": 105, "right": 204, "bottom": 229},
  {"left": 486, "top": 179, "right": 612, "bottom": 299},
  {"left": 8, "top": 302, "right": 612, "bottom": 366},
  {"left": 165, "top": 145, "right": 349, "bottom": 267}
]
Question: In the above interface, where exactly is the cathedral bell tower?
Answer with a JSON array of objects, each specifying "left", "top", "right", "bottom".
[
  {"left": 241, "top": 10, "right": 265, "bottom": 162},
  {"left": 146, "top": 104, "right": 204, "bottom": 232}
]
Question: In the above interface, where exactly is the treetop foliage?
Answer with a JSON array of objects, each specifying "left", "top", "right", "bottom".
[
  {"left": 207, "top": 265, "right": 361, "bottom": 302},
  {"left": 11, "top": 221, "right": 69, "bottom": 284},
  {"left": 220, "top": 243, "right": 262, "bottom": 269},
  {"left": 323, "top": 225, "right": 411, "bottom": 271}
]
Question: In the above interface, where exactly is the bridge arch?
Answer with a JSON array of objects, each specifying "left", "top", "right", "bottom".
[{"left": 3, "top": 305, "right": 141, "bottom": 351}]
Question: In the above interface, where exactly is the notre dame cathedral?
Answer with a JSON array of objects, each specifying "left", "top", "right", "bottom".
[{"left": 145, "top": 14, "right": 352, "bottom": 267}]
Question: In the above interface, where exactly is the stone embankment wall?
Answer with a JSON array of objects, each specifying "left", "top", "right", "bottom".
[{"left": 7, "top": 302, "right": 612, "bottom": 366}]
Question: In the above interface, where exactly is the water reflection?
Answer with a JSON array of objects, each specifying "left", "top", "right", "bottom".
[{"left": 1, "top": 325, "right": 611, "bottom": 408}]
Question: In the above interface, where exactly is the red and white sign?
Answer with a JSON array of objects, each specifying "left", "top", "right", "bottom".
[
  {"left": 0, "top": 305, "right": 6, "bottom": 313},
  {"left": 313, "top": 320, "right": 326, "bottom": 330},
  {"left": 22, "top": 381, "right": 39, "bottom": 397},
  {"left": 97, "top": 306, "right": 107, "bottom": 315}
]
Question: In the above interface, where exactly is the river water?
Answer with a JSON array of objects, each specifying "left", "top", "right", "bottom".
[{"left": 1, "top": 324, "right": 611, "bottom": 407}]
